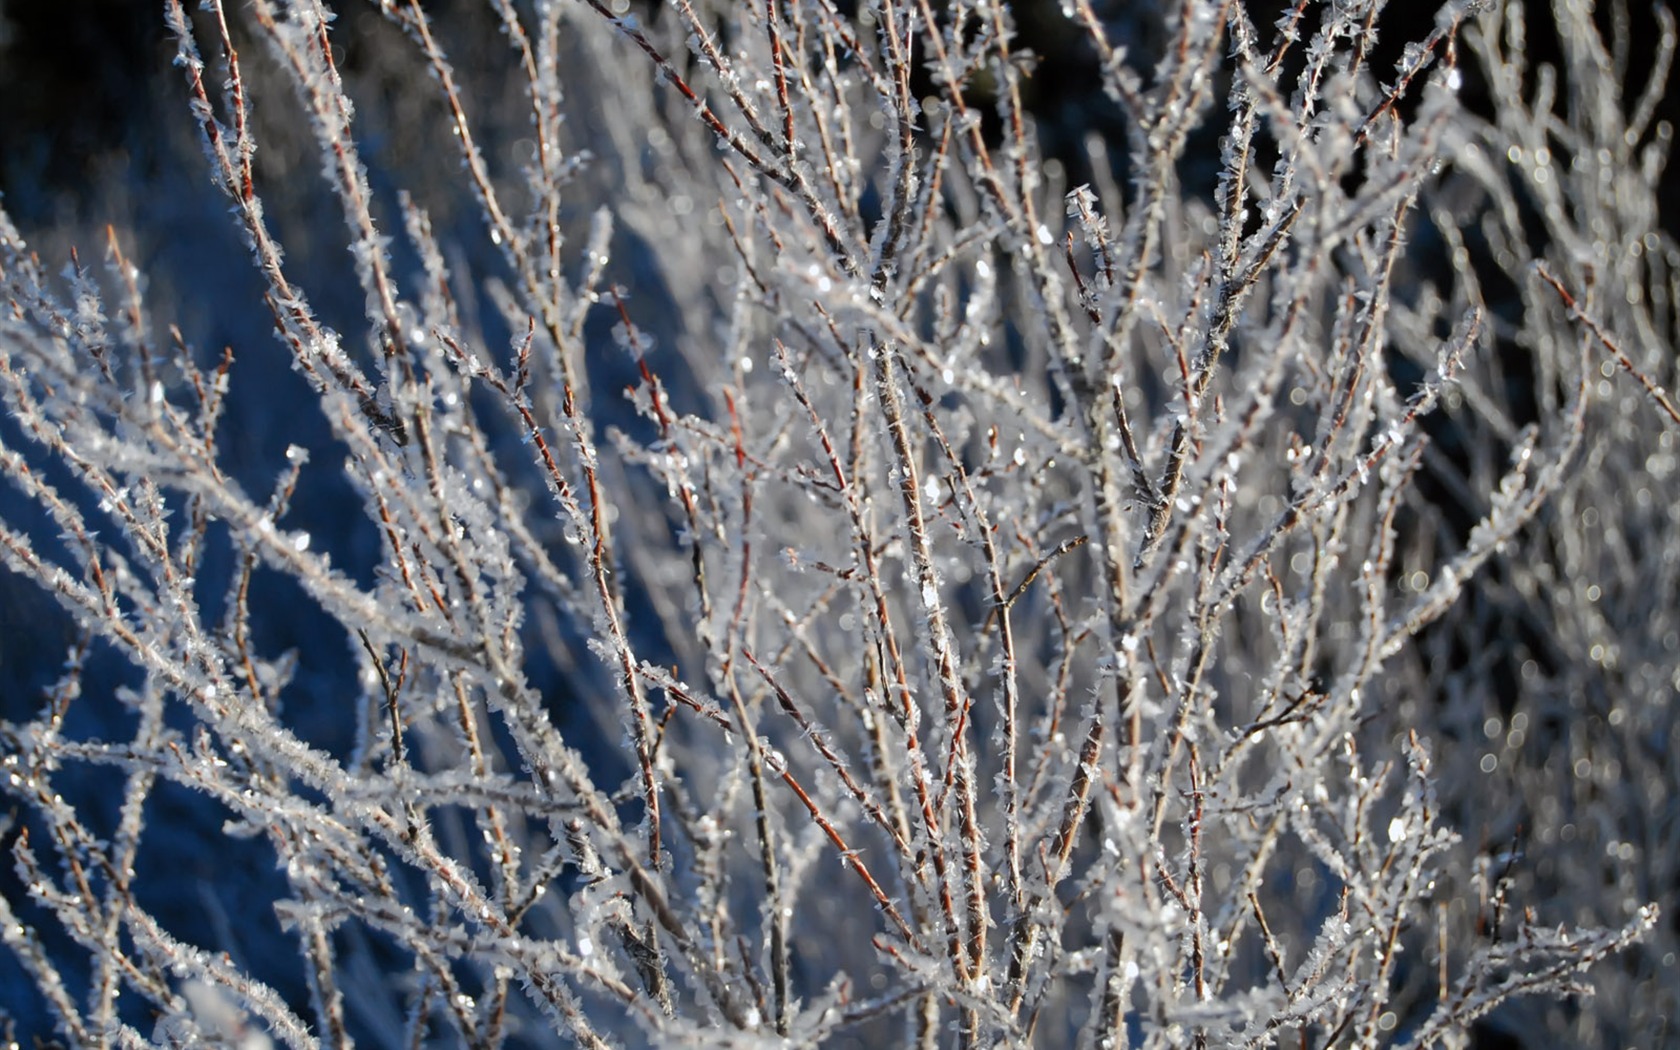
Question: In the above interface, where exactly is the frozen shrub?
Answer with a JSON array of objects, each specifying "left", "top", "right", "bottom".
[{"left": 0, "top": 0, "right": 1669, "bottom": 1046}]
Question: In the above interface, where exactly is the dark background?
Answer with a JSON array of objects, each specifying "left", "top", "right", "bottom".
[{"left": 3, "top": 1, "right": 1678, "bottom": 234}]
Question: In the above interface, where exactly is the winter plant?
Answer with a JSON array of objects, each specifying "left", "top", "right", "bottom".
[{"left": 0, "top": 0, "right": 1673, "bottom": 1046}]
